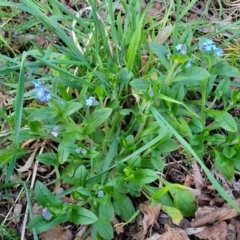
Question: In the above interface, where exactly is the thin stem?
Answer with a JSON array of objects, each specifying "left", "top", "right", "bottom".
[
  {"left": 201, "top": 79, "right": 207, "bottom": 125},
  {"left": 165, "top": 61, "right": 179, "bottom": 85}
]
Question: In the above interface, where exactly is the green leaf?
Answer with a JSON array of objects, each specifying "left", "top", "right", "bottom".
[
  {"left": 149, "top": 42, "right": 170, "bottom": 70},
  {"left": 58, "top": 132, "right": 76, "bottom": 164},
  {"left": 130, "top": 78, "right": 150, "bottom": 90},
  {"left": 140, "top": 121, "right": 160, "bottom": 137},
  {"left": 68, "top": 205, "right": 98, "bottom": 224},
  {"left": 172, "top": 83, "right": 185, "bottom": 101},
  {"left": 127, "top": 155, "right": 141, "bottom": 168},
  {"left": 171, "top": 54, "right": 188, "bottom": 63},
  {"left": 158, "top": 139, "right": 179, "bottom": 153},
  {"left": 126, "top": 15, "right": 144, "bottom": 71},
  {"left": 132, "top": 169, "right": 158, "bottom": 184},
  {"left": 95, "top": 85, "right": 105, "bottom": 98},
  {"left": 27, "top": 107, "right": 57, "bottom": 121},
  {"left": 0, "top": 149, "right": 29, "bottom": 167},
  {"left": 172, "top": 67, "right": 210, "bottom": 82},
  {"left": 212, "top": 62, "right": 240, "bottom": 77},
  {"left": 76, "top": 186, "right": 91, "bottom": 196},
  {"left": 152, "top": 184, "right": 189, "bottom": 200},
  {"left": 83, "top": 108, "right": 112, "bottom": 135},
  {"left": 214, "top": 78, "right": 230, "bottom": 99},
  {"left": 27, "top": 215, "right": 67, "bottom": 233},
  {"left": 223, "top": 147, "right": 236, "bottom": 158},
  {"left": 34, "top": 181, "right": 63, "bottom": 208},
  {"left": 179, "top": 28, "right": 193, "bottom": 47},
  {"left": 146, "top": 186, "right": 174, "bottom": 206},
  {"left": 99, "top": 200, "right": 114, "bottom": 222},
  {"left": 232, "top": 155, "right": 240, "bottom": 171},
  {"left": 207, "top": 110, "right": 238, "bottom": 132},
  {"left": 170, "top": 188, "right": 197, "bottom": 216},
  {"left": 162, "top": 205, "right": 183, "bottom": 225},
  {"left": 214, "top": 151, "right": 234, "bottom": 180},
  {"left": 151, "top": 150, "right": 164, "bottom": 171},
  {"left": 188, "top": 119, "right": 203, "bottom": 133},
  {"left": 113, "top": 193, "right": 135, "bottom": 222},
  {"left": 62, "top": 102, "right": 82, "bottom": 117},
  {"left": 211, "top": 134, "right": 226, "bottom": 145},
  {"left": 97, "top": 218, "right": 114, "bottom": 240},
  {"left": 29, "top": 121, "right": 41, "bottom": 132},
  {"left": 74, "top": 165, "right": 88, "bottom": 186},
  {"left": 36, "top": 153, "right": 58, "bottom": 166}
]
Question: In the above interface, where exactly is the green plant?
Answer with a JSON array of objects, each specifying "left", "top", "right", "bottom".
[{"left": 0, "top": 224, "right": 19, "bottom": 240}]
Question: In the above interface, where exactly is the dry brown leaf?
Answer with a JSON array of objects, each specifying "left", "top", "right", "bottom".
[
  {"left": 140, "top": 201, "right": 161, "bottom": 227},
  {"left": 40, "top": 226, "right": 73, "bottom": 240},
  {"left": 192, "top": 161, "right": 204, "bottom": 189},
  {"left": 234, "top": 220, "right": 240, "bottom": 239},
  {"left": 0, "top": 91, "right": 10, "bottom": 107},
  {"left": 133, "top": 201, "right": 161, "bottom": 240},
  {"left": 12, "top": 203, "right": 22, "bottom": 224},
  {"left": 75, "top": 225, "right": 88, "bottom": 239},
  {"left": 146, "top": 233, "right": 162, "bottom": 240},
  {"left": 184, "top": 174, "right": 194, "bottom": 187},
  {"left": 194, "top": 221, "right": 227, "bottom": 240},
  {"left": 112, "top": 215, "right": 124, "bottom": 235},
  {"left": 192, "top": 207, "right": 238, "bottom": 227},
  {"left": 146, "top": 3, "right": 163, "bottom": 18},
  {"left": 17, "top": 147, "right": 38, "bottom": 172},
  {"left": 156, "top": 224, "right": 189, "bottom": 240}
]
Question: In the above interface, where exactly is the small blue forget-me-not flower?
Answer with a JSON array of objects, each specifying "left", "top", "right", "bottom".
[
  {"left": 51, "top": 126, "right": 59, "bottom": 137},
  {"left": 186, "top": 61, "right": 192, "bottom": 68},
  {"left": 175, "top": 44, "right": 187, "bottom": 54},
  {"left": 76, "top": 147, "right": 87, "bottom": 155},
  {"left": 33, "top": 79, "right": 52, "bottom": 102},
  {"left": 42, "top": 208, "right": 53, "bottom": 220},
  {"left": 96, "top": 190, "right": 104, "bottom": 198},
  {"left": 200, "top": 39, "right": 223, "bottom": 57},
  {"left": 86, "top": 96, "right": 98, "bottom": 107}
]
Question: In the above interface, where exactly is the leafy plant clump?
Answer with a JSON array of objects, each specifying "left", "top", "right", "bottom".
[{"left": 1, "top": 0, "right": 240, "bottom": 239}]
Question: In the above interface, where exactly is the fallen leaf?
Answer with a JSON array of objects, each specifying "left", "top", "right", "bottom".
[
  {"left": 194, "top": 221, "right": 227, "bottom": 240},
  {"left": 112, "top": 215, "right": 124, "bottom": 234},
  {"left": 133, "top": 201, "right": 161, "bottom": 240},
  {"left": 75, "top": 225, "right": 88, "bottom": 239},
  {"left": 12, "top": 204, "right": 22, "bottom": 224},
  {"left": 41, "top": 226, "right": 73, "bottom": 240},
  {"left": 192, "top": 161, "right": 204, "bottom": 189},
  {"left": 185, "top": 227, "right": 204, "bottom": 235},
  {"left": 192, "top": 206, "right": 238, "bottom": 227},
  {"left": 17, "top": 147, "right": 38, "bottom": 172},
  {"left": 156, "top": 224, "right": 189, "bottom": 240},
  {"left": 184, "top": 174, "right": 194, "bottom": 187}
]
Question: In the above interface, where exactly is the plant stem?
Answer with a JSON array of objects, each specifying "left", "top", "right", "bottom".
[
  {"left": 201, "top": 79, "right": 208, "bottom": 125},
  {"left": 165, "top": 61, "right": 178, "bottom": 85}
]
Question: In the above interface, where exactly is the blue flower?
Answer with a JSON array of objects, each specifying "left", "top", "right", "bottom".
[
  {"left": 76, "top": 147, "right": 87, "bottom": 155},
  {"left": 33, "top": 79, "right": 43, "bottom": 88},
  {"left": 148, "top": 89, "right": 154, "bottom": 97},
  {"left": 96, "top": 190, "right": 104, "bottom": 198},
  {"left": 175, "top": 44, "right": 187, "bottom": 54},
  {"left": 86, "top": 96, "right": 98, "bottom": 107},
  {"left": 35, "top": 87, "right": 52, "bottom": 102},
  {"left": 51, "top": 126, "right": 59, "bottom": 137},
  {"left": 186, "top": 61, "right": 192, "bottom": 68},
  {"left": 33, "top": 79, "right": 52, "bottom": 102},
  {"left": 42, "top": 208, "right": 52, "bottom": 220},
  {"left": 214, "top": 47, "right": 223, "bottom": 57},
  {"left": 199, "top": 39, "right": 223, "bottom": 57},
  {"left": 200, "top": 39, "right": 214, "bottom": 52}
]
